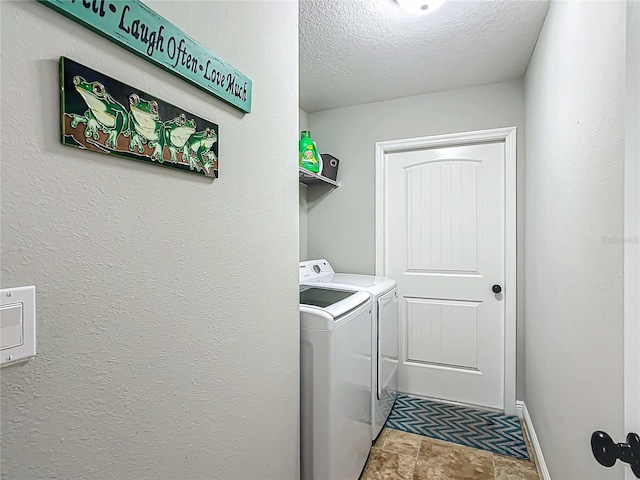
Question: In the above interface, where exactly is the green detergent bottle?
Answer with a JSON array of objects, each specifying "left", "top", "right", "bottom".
[{"left": 299, "top": 131, "right": 321, "bottom": 173}]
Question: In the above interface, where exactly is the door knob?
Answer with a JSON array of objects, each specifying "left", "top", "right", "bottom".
[
  {"left": 591, "top": 431, "right": 640, "bottom": 477},
  {"left": 492, "top": 284, "right": 502, "bottom": 294}
]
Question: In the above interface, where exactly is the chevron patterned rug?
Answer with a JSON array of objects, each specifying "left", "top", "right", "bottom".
[{"left": 386, "top": 394, "right": 530, "bottom": 460}]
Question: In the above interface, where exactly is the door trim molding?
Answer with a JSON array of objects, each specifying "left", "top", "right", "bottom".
[
  {"left": 516, "top": 401, "right": 552, "bottom": 480},
  {"left": 375, "top": 127, "right": 518, "bottom": 415},
  {"left": 625, "top": 3, "right": 639, "bottom": 479}
]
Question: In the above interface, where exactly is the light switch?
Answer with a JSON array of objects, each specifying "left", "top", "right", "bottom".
[
  {"left": 1, "top": 286, "right": 35, "bottom": 366},
  {"left": 0, "top": 303, "right": 23, "bottom": 349}
]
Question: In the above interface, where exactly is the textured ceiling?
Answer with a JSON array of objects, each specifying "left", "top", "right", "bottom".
[{"left": 300, "top": 0, "right": 549, "bottom": 112}]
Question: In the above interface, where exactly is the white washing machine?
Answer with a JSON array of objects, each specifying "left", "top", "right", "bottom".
[
  {"left": 300, "top": 285, "right": 372, "bottom": 480},
  {"left": 300, "top": 259, "right": 398, "bottom": 441}
]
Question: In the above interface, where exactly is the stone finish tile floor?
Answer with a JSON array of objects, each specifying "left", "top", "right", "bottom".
[{"left": 360, "top": 428, "right": 540, "bottom": 480}]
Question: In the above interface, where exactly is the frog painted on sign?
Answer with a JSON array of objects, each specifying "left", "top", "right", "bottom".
[
  {"left": 70, "top": 76, "right": 131, "bottom": 149},
  {"left": 162, "top": 114, "right": 197, "bottom": 163},
  {"left": 202, "top": 150, "right": 218, "bottom": 176},
  {"left": 183, "top": 128, "right": 218, "bottom": 175},
  {"left": 129, "top": 94, "right": 164, "bottom": 160}
]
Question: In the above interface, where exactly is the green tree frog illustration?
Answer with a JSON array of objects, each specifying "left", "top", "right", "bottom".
[
  {"left": 202, "top": 150, "right": 218, "bottom": 176},
  {"left": 129, "top": 94, "right": 165, "bottom": 160},
  {"left": 183, "top": 128, "right": 218, "bottom": 175},
  {"left": 162, "top": 114, "right": 196, "bottom": 163},
  {"left": 70, "top": 76, "right": 131, "bottom": 148}
]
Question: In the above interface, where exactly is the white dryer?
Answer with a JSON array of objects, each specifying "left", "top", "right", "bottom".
[
  {"left": 300, "top": 259, "right": 398, "bottom": 441},
  {"left": 300, "top": 285, "right": 372, "bottom": 480}
]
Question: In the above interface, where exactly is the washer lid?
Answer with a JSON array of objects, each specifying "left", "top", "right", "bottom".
[{"left": 300, "top": 286, "right": 369, "bottom": 318}]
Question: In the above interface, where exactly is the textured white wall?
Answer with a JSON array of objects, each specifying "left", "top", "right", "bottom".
[
  {"left": 0, "top": 1, "right": 300, "bottom": 478},
  {"left": 524, "top": 1, "right": 625, "bottom": 479},
  {"left": 307, "top": 80, "right": 527, "bottom": 397},
  {"left": 299, "top": 108, "right": 309, "bottom": 260}
]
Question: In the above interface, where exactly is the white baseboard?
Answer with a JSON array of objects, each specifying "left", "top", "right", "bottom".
[{"left": 516, "top": 401, "right": 551, "bottom": 480}]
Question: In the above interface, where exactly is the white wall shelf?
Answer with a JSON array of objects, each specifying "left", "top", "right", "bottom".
[{"left": 298, "top": 167, "right": 341, "bottom": 188}]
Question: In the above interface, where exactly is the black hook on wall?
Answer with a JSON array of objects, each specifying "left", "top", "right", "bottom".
[{"left": 591, "top": 431, "right": 640, "bottom": 478}]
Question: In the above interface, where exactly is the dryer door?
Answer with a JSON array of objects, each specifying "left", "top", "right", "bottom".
[
  {"left": 374, "top": 288, "right": 399, "bottom": 437},
  {"left": 378, "top": 288, "right": 399, "bottom": 399}
]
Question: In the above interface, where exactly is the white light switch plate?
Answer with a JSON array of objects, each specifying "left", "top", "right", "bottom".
[{"left": 1, "top": 286, "right": 36, "bottom": 366}]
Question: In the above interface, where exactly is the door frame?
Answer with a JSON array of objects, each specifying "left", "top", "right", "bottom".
[
  {"left": 374, "top": 127, "right": 517, "bottom": 415},
  {"left": 625, "top": 2, "right": 639, "bottom": 478}
]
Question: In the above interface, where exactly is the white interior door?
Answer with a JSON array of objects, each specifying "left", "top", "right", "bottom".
[{"left": 383, "top": 141, "right": 507, "bottom": 410}]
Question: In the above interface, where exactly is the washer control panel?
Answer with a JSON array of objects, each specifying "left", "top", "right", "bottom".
[{"left": 299, "top": 259, "right": 335, "bottom": 282}]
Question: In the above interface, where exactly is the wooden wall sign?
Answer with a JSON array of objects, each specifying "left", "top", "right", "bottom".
[
  {"left": 41, "top": 0, "right": 252, "bottom": 114},
  {"left": 60, "top": 57, "right": 219, "bottom": 178}
]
